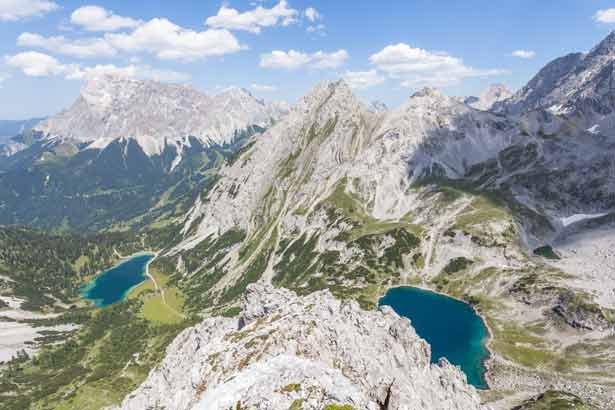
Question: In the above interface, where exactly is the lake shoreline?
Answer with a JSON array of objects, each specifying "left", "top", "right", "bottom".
[
  {"left": 80, "top": 251, "right": 158, "bottom": 307},
  {"left": 378, "top": 283, "right": 493, "bottom": 391}
]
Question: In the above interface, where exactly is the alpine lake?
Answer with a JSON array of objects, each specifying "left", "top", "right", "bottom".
[{"left": 379, "top": 286, "right": 490, "bottom": 389}]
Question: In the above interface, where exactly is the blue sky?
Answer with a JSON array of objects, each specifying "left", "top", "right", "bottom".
[{"left": 1, "top": 0, "right": 615, "bottom": 119}]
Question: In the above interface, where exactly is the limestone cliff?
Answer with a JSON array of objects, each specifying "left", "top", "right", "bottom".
[{"left": 117, "top": 283, "right": 484, "bottom": 410}]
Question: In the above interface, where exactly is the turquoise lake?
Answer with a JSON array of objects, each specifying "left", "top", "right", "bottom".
[
  {"left": 80, "top": 254, "right": 155, "bottom": 307},
  {"left": 379, "top": 286, "right": 489, "bottom": 389}
]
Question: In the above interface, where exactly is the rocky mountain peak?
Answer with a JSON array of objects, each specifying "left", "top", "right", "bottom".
[
  {"left": 217, "top": 86, "right": 258, "bottom": 102},
  {"left": 79, "top": 74, "right": 196, "bottom": 111},
  {"left": 35, "top": 75, "right": 286, "bottom": 156},
  {"left": 411, "top": 87, "right": 446, "bottom": 99},
  {"left": 467, "top": 83, "right": 513, "bottom": 111},
  {"left": 498, "top": 32, "right": 615, "bottom": 114},
  {"left": 483, "top": 83, "right": 511, "bottom": 99},
  {"left": 405, "top": 87, "right": 458, "bottom": 111},
  {"left": 293, "top": 79, "right": 366, "bottom": 120},
  {"left": 588, "top": 31, "right": 615, "bottom": 58}
]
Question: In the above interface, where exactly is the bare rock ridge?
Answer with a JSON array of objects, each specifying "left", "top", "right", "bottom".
[
  {"left": 34, "top": 74, "right": 287, "bottom": 157},
  {"left": 117, "top": 282, "right": 484, "bottom": 410},
  {"left": 181, "top": 79, "right": 525, "bottom": 247},
  {"left": 498, "top": 30, "right": 615, "bottom": 120}
]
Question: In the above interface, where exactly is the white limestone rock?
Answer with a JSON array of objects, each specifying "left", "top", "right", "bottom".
[
  {"left": 35, "top": 74, "right": 287, "bottom": 158},
  {"left": 466, "top": 84, "right": 513, "bottom": 111},
  {"left": 117, "top": 283, "right": 485, "bottom": 410}
]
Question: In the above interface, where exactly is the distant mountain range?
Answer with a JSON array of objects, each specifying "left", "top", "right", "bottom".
[
  {"left": 0, "top": 118, "right": 44, "bottom": 141},
  {"left": 0, "top": 118, "right": 44, "bottom": 156},
  {"left": 0, "top": 75, "right": 287, "bottom": 231}
]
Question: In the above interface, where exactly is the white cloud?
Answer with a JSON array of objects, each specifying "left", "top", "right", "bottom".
[
  {"left": 594, "top": 8, "right": 615, "bottom": 23},
  {"left": 259, "top": 50, "right": 310, "bottom": 69},
  {"left": 0, "top": 0, "right": 58, "bottom": 21},
  {"left": 251, "top": 83, "right": 277, "bottom": 92},
  {"left": 511, "top": 49, "right": 536, "bottom": 59},
  {"left": 17, "top": 32, "right": 116, "bottom": 58},
  {"left": 304, "top": 7, "right": 324, "bottom": 35},
  {"left": 306, "top": 23, "right": 326, "bottom": 36},
  {"left": 343, "top": 70, "right": 385, "bottom": 89},
  {"left": 310, "top": 50, "right": 348, "bottom": 69},
  {"left": 206, "top": 0, "right": 298, "bottom": 34},
  {"left": 370, "top": 43, "right": 506, "bottom": 88},
  {"left": 304, "top": 7, "right": 320, "bottom": 22},
  {"left": 71, "top": 5, "right": 141, "bottom": 32},
  {"left": 139, "top": 65, "right": 190, "bottom": 82},
  {"left": 5, "top": 51, "right": 79, "bottom": 77},
  {"left": 306, "top": 24, "right": 323, "bottom": 32},
  {"left": 260, "top": 49, "right": 348, "bottom": 70},
  {"left": 106, "top": 18, "right": 242, "bottom": 61},
  {"left": 79, "top": 64, "right": 190, "bottom": 82},
  {"left": 6, "top": 51, "right": 189, "bottom": 82}
]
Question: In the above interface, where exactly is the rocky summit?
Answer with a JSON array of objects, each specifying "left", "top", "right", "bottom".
[
  {"left": 35, "top": 74, "right": 287, "bottom": 157},
  {"left": 116, "top": 282, "right": 483, "bottom": 410},
  {"left": 466, "top": 84, "right": 513, "bottom": 111}
]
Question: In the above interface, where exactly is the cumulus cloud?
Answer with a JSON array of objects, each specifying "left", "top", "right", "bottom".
[
  {"left": 17, "top": 32, "right": 116, "bottom": 58},
  {"left": 251, "top": 83, "right": 277, "bottom": 92},
  {"left": 260, "top": 49, "right": 348, "bottom": 70},
  {"left": 304, "top": 7, "right": 321, "bottom": 22},
  {"left": 106, "top": 18, "right": 242, "bottom": 61},
  {"left": 79, "top": 64, "right": 190, "bottom": 82},
  {"left": 594, "top": 8, "right": 615, "bottom": 23},
  {"left": 0, "top": 0, "right": 57, "bottom": 21},
  {"left": 306, "top": 24, "right": 325, "bottom": 33},
  {"left": 260, "top": 50, "right": 310, "bottom": 69},
  {"left": 370, "top": 43, "right": 506, "bottom": 88},
  {"left": 6, "top": 51, "right": 189, "bottom": 82},
  {"left": 306, "top": 23, "right": 325, "bottom": 35},
  {"left": 511, "top": 49, "right": 536, "bottom": 59},
  {"left": 304, "top": 7, "right": 325, "bottom": 35},
  {"left": 5, "top": 51, "right": 79, "bottom": 77},
  {"left": 71, "top": 5, "right": 141, "bottom": 32},
  {"left": 310, "top": 50, "right": 348, "bottom": 69},
  {"left": 343, "top": 70, "right": 385, "bottom": 89},
  {"left": 206, "top": 0, "right": 297, "bottom": 33}
]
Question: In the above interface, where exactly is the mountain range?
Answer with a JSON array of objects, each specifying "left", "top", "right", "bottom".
[
  {"left": 151, "top": 32, "right": 615, "bottom": 409},
  {"left": 3, "top": 31, "right": 615, "bottom": 410},
  {"left": 0, "top": 76, "right": 287, "bottom": 231}
]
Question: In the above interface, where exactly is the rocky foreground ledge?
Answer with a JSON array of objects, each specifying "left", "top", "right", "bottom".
[{"left": 115, "top": 283, "right": 483, "bottom": 410}]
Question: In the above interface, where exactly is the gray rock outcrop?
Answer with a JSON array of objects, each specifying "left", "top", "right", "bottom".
[{"left": 117, "top": 282, "right": 484, "bottom": 410}]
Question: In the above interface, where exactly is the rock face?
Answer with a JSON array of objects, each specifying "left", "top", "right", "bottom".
[
  {"left": 35, "top": 74, "right": 287, "bottom": 157},
  {"left": 466, "top": 84, "right": 513, "bottom": 111},
  {"left": 552, "top": 290, "right": 614, "bottom": 331},
  {"left": 511, "top": 390, "right": 598, "bottom": 410},
  {"left": 117, "top": 283, "right": 484, "bottom": 410},
  {"left": 182, "top": 81, "right": 524, "bottom": 244},
  {"left": 171, "top": 34, "right": 615, "bottom": 311},
  {"left": 498, "top": 31, "right": 615, "bottom": 127}
]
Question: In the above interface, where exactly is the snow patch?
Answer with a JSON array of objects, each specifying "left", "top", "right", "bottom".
[{"left": 560, "top": 213, "right": 609, "bottom": 227}]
